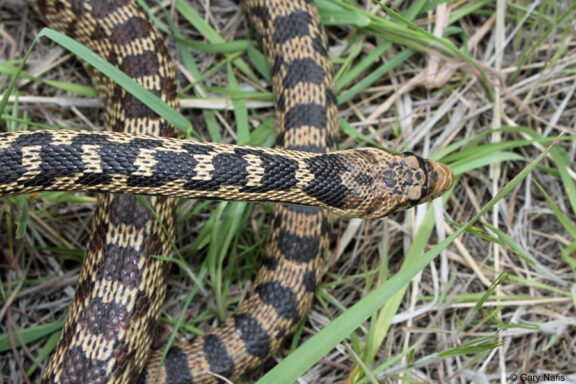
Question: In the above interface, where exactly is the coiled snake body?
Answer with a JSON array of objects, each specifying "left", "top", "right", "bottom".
[{"left": 5, "top": 0, "right": 453, "bottom": 382}]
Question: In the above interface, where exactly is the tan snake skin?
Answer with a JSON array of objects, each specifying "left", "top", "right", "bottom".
[{"left": 5, "top": 0, "right": 453, "bottom": 382}]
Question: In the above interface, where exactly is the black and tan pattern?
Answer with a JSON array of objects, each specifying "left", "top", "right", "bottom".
[
  {"left": 9, "top": 0, "right": 453, "bottom": 383},
  {"left": 0, "top": 130, "right": 452, "bottom": 219},
  {"left": 28, "top": 0, "right": 178, "bottom": 383}
]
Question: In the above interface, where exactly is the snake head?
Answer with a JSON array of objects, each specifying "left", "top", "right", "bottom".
[{"left": 339, "top": 149, "right": 453, "bottom": 219}]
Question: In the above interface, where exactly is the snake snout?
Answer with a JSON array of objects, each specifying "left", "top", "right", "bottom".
[
  {"left": 386, "top": 154, "right": 453, "bottom": 214},
  {"left": 423, "top": 159, "right": 454, "bottom": 201}
]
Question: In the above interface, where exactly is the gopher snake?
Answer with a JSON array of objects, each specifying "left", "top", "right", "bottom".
[{"left": 5, "top": 0, "right": 453, "bottom": 382}]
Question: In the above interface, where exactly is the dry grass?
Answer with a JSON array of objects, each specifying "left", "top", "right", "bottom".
[{"left": 1, "top": 0, "right": 575, "bottom": 383}]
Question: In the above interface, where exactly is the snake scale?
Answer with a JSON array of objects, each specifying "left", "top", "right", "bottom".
[{"left": 4, "top": 0, "right": 453, "bottom": 382}]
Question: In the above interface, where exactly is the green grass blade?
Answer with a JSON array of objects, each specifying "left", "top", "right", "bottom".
[
  {"left": 0, "top": 321, "right": 64, "bottom": 353},
  {"left": 0, "top": 62, "right": 97, "bottom": 97}
]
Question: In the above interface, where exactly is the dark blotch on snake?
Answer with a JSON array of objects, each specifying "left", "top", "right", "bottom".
[
  {"left": 271, "top": 54, "right": 284, "bottom": 78},
  {"left": 96, "top": 242, "right": 143, "bottom": 288},
  {"left": 120, "top": 51, "right": 159, "bottom": 77},
  {"left": 236, "top": 148, "right": 299, "bottom": 192},
  {"left": 162, "top": 346, "right": 194, "bottom": 384},
  {"left": 0, "top": 148, "right": 27, "bottom": 186},
  {"left": 261, "top": 255, "right": 279, "bottom": 270},
  {"left": 128, "top": 147, "right": 201, "bottom": 187},
  {"left": 284, "top": 204, "right": 320, "bottom": 215},
  {"left": 182, "top": 143, "right": 215, "bottom": 155},
  {"left": 273, "top": 10, "right": 312, "bottom": 43},
  {"left": 58, "top": 346, "right": 109, "bottom": 384},
  {"left": 325, "top": 87, "right": 337, "bottom": 107},
  {"left": 14, "top": 131, "right": 53, "bottom": 146},
  {"left": 233, "top": 313, "right": 271, "bottom": 358},
  {"left": 111, "top": 16, "right": 153, "bottom": 46},
  {"left": 383, "top": 169, "right": 397, "bottom": 188},
  {"left": 283, "top": 58, "right": 325, "bottom": 88},
  {"left": 285, "top": 143, "right": 326, "bottom": 154},
  {"left": 284, "top": 104, "right": 327, "bottom": 132},
  {"left": 255, "top": 282, "right": 298, "bottom": 320},
  {"left": 109, "top": 195, "right": 150, "bottom": 228},
  {"left": 122, "top": 91, "right": 165, "bottom": 120},
  {"left": 79, "top": 296, "right": 129, "bottom": 339},
  {"left": 203, "top": 334, "right": 235, "bottom": 378},
  {"left": 275, "top": 230, "right": 320, "bottom": 263},
  {"left": 21, "top": 143, "right": 86, "bottom": 187},
  {"left": 303, "top": 154, "right": 349, "bottom": 208},
  {"left": 183, "top": 152, "right": 248, "bottom": 191}
]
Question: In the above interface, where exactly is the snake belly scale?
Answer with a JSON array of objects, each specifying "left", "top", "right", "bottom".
[{"left": 4, "top": 0, "right": 454, "bottom": 383}]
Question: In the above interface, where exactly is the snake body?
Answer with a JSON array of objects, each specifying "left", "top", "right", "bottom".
[
  {"left": 0, "top": 130, "right": 452, "bottom": 219},
  {"left": 8, "top": 0, "right": 453, "bottom": 382},
  {"left": 28, "top": 0, "right": 178, "bottom": 383}
]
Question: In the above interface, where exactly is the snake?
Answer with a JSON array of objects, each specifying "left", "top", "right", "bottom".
[{"left": 5, "top": 0, "right": 453, "bottom": 383}]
